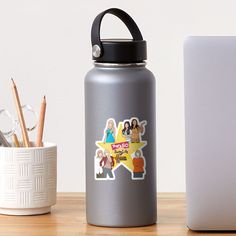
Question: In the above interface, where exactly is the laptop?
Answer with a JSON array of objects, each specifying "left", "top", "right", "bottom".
[{"left": 184, "top": 36, "right": 236, "bottom": 230}]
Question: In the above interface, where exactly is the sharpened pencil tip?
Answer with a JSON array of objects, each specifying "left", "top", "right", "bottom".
[
  {"left": 43, "top": 95, "right": 46, "bottom": 102},
  {"left": 11, "top": 78, "right": 16, "bottom": 86}
]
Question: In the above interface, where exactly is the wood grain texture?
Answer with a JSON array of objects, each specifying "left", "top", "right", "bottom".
[{"left": 0, "top": 193, "right": 233, "bottom": 236}]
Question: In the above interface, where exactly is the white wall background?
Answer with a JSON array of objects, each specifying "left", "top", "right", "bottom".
[{"left": 0, "top": 0, "right": 235, "bottom": 192}]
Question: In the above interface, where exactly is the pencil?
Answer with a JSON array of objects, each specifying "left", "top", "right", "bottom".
[
  {"left": 11, "top": 78, "right": 31, "bottom": 147},
  {"left": 36, "top": 95, "right": 46, "bottom": 147},
  {"left": 0, "top": 130, "right": 11, "bottom": 147},
  {"left": 12, "top": 133, "right": 20, "bottom": 147}
]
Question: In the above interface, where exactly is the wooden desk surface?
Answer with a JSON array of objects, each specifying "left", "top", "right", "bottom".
[{"left": 0, "top": 193, "right": 233, "bottom": 236}]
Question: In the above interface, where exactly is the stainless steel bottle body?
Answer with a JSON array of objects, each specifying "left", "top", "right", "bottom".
[{"left": 85, "top": 63, "right": 157, "bottom": 227}]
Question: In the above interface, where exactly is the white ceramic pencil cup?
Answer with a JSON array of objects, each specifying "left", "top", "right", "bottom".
[{"left": 0, "top": 142, "right": 57, "bottom": 215}]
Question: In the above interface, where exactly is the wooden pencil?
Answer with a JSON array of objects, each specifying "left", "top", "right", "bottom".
[
  {"left": 11, "top": 78, "right": 31, "bottom": 147},
  {"left": 12, "top": 133, "right": 20, "bottom": 147},
  {"left": 36, "top": 95, "right": 47, "bottom": 147}
]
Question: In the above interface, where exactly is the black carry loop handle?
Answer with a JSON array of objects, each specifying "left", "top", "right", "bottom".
[{"left": 91, "top": 8, "right": 144, "bottom": 59}]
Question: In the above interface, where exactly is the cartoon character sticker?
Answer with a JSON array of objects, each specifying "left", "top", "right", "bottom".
[
  {"left": 95, "top": 117, "right": 147, "bottom": 181},
  {"left": 122, "top": 121, "right": 131, "bottom": 142},
  {"left": 130, "top": 118, "right": 146, "bottom": 143},
  {"left": 132, "top": 150, "right": 145, "bottom": 179},
  {"left": 95, "top": 150, "right": 104, "bottom": 178},
  {"left": 104, "top": 119, "right": 116, "bottom": 143}
]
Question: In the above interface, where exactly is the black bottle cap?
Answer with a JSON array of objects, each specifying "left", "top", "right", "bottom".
[{"left": 91, "top": 8, "right": 147, "bottom": 63}]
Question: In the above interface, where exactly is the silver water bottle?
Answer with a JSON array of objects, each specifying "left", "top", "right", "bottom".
[{"left": 85, "top": 8, "right": 157, "bottom": 227}]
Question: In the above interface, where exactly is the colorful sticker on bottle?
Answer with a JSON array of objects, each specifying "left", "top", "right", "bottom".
[{"left": 95, "top": 117, "right": 147, "bottom": 181}]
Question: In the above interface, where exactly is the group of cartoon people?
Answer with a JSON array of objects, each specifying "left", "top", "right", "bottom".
[
  {"left": 122, "top": 118, "right": 146, "bottom": 143},
  {"left": 95, "top": 149, "right": 114, "bottom": 179},
  {"left": 103, "top": 118, "right": 146, "bottom": 144},
  {"left": 121, "top": 118, "right": 146, "bottom": 178},
  {"left": 95, "top": 117, "right": 147, "bottom": 180},
  {"left": 95, "top": 148, "right": 145, "bottom": 179}
]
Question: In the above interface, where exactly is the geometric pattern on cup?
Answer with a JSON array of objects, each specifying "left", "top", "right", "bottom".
[{"left": 0, "top": 144, "right": 57, "bottom": 208}]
